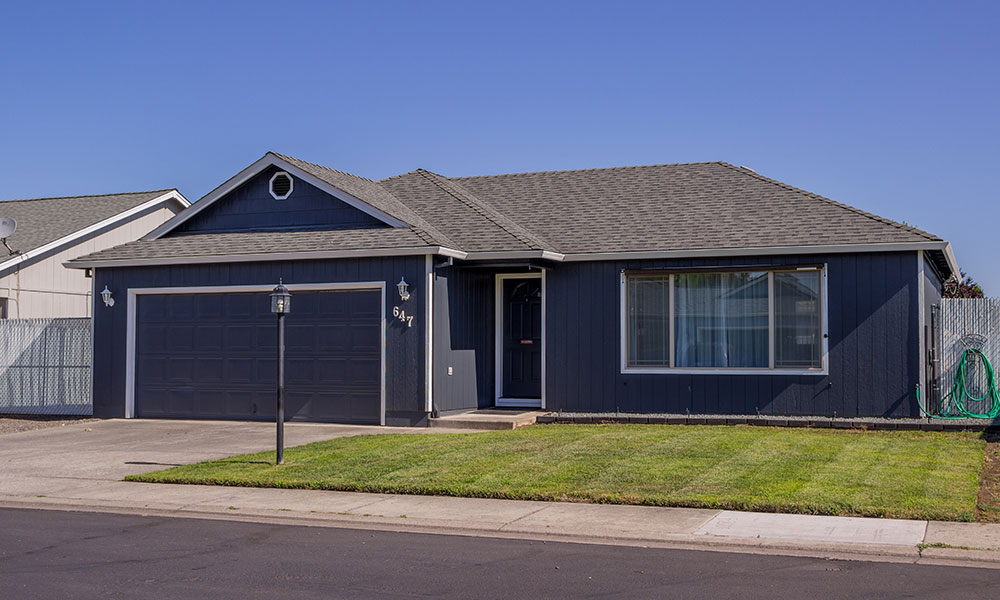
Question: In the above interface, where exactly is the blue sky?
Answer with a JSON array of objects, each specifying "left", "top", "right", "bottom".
[{"left": 1, "top": 1, "right": 997, "bottom": 290}]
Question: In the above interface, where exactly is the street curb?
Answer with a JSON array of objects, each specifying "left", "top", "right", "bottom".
[{"left": 6, "top": 496, "right": 995, "bottom": 568}]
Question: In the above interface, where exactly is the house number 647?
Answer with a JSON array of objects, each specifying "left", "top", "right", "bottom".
[{"left": 392, "top": 306, "right": 414, "bottom": 328}]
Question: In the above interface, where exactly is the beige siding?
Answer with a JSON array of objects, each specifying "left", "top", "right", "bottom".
[{"left": 0, "top": 206, "right": 176, "bottom": 319}]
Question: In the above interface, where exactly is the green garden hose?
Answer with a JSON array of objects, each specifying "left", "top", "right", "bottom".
[{"left": 918, "top": 348, "right": 1000, "bottom": 420}]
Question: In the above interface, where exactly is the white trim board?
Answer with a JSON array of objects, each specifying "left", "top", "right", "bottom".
[
  {"left": 147, "top": 154, "right": 407, "bottom": 239},
  {"left": 424, "top": 254, "right": 434, "bottom": 414},
  {"left": 124, "top": 281, "right": 387, "bottom": 425},
  {"left": 494, "top": 272, "right": 545, "bottom": 409},
  {"left": 465, "top": 250, "right": 565, "bottom": 261},
  {"left": 1, "top": 191, "right": 189, "bottom": 272}
]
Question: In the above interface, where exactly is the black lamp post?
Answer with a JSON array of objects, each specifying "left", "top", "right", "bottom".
[{"left": 270, "top": 279, "right": 291, "bottom": 465}]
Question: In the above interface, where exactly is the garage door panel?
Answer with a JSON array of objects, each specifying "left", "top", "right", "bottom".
[
  {"left": 167, "top": 295, "right": 195, "bottom": 319},
  {"left": 167, "top": 357, "right": 196, "bottom": 381},
  {"left": 195, "top": 389, "right": 228, "bottom": 417},
  {"left": 224, "top": 358, "right": 256, "bottom": 383},
  {"left": 347, "top": 358, "right": 380, "bottom": 385},
  {"left": 287, "top": 325, "right": 318, "bottom": 349},
  {"left": 194, "top": 294, "right": 224, "bottom": 318},
  {"left": 226, "top": 390, "right": 263, "bottom": 418},
  {"left": 286, "top": 358, "right": 316, "bottom": 384},
  {"left": 138, "top": 296, "right": 170, "bottom": 321},
  {"left": 136, "top": 289, "right": 382, "bottom": 423},
  {"left": 165, "top": 389, "right": 195, "bottom": 415},
  {"left": 194, "top": 358, "right": 225, "bottom": 383},
  {"left": 168, "top": 326, "right": 195, "bottom": 351},
  {"left": 223, "top": 294, "right": 256, "bottom": 318},
  {"left": 226, "top": 326, "right": 256, "bottom": 350},
  {"left": 199, "top": 326, "right": 224, "bottom": 350}
]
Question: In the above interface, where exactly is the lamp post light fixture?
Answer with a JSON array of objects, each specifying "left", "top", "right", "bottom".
[
  {"left": 270, "top": 279, "right": 291, "bottom": 465},
  {"left": 397, "top": 277, "right": 410, "bottom": 302},
  {"left": 100, "top": 286, "right": 115, "bottom": 308}
]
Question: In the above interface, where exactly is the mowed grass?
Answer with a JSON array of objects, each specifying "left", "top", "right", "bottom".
[{"left": 126, "top": 424, "right": 987, "bottom": 521}]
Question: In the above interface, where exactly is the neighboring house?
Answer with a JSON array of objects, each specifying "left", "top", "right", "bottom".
[
  {"left": 68, "top": 153, "right": 959, "bottom": 425},
  {"left": 0, "top": 191, "right": 189, "bottom": 318}
]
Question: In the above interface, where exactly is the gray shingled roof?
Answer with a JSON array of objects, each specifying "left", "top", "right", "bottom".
[
  {"left": 379, "top": 169, "right": 554, "bottom": 252},
  {"left": 77, "top": 227, "right": 430, "bottom": 262},
  {"left": 70, "top": 155, "right": 947, "bottom": 266},
  {"left": 271, "top": 153, "right": 457, "bottom": 248},
  {"left": 0, "top": 190, "right": 173, "bottom": 256},
  {"left": 446, "top": 162, "right": 940, "bottom": 254}
]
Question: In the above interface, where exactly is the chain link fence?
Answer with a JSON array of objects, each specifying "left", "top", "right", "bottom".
[
  {"left": 931, "top": 298, "right": 1000, "bottom": 415},
  {"left": 0, "top": 318, "right": 91, "bottom": 415}
]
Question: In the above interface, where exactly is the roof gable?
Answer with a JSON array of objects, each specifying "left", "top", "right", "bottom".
[
  {"left": 150, "top": 153, "right": 457, "bottom": 247},
  {"left": 167, "top": 164, "right": 390, "bottom": 236}
]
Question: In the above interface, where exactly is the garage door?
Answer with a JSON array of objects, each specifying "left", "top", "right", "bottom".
[{"left": 135, "top": 289, "right": 381, "bottom": 423}]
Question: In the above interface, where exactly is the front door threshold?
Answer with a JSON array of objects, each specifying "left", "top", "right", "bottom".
[{"left": 495, "top": 397, "right": 542, "bottom": 408}]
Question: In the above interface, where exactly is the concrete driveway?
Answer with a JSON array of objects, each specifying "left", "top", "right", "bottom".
[{"left": 0, "top": 418, "right": 442, "bottom": 497}]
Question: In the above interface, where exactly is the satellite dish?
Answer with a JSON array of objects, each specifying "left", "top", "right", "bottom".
[{"left": 0, "top": 218, "right": 15, "bottom": 239}]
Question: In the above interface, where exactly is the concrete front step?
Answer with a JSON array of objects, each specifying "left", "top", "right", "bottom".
[{"left": 429, "top": 410, "right": 545, "bottom": 431}]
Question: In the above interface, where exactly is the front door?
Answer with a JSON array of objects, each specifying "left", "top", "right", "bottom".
[{"left": 500, "top": 277, "right": 542, "bottom": 402}]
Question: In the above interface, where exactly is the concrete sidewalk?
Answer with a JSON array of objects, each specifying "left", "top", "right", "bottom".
[{"left": 2, "top": 419, "right": 999, "bottom": 568}]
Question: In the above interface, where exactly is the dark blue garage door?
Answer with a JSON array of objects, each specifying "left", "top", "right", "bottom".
[{"left": 135, "top": 289, "right": 381, "bottom": 424}]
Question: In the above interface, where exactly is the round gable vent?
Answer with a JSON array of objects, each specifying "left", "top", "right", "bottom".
[{"left": 269, "top": 171, "right": 293, "bottom": 200}]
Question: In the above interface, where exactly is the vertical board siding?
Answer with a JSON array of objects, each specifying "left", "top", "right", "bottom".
[
  {"left": 170, "top": 165, "right": 388, "bottom": 235},
  {"left": 922, "top": 256, "right": 944, "bottom": 401},
  {"left": 432, "top": 266, "right": 495, "bottom": 412},
  {"left": 545, "top": 252, "right": 920, "bottom": 418},
  {"left": 92, "top": 255, "right": 427, "bottom": 424}
]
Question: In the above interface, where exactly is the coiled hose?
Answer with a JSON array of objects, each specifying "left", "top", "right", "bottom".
[{"left": 918, "top": 348, "right": 1000, "bottom": 419}]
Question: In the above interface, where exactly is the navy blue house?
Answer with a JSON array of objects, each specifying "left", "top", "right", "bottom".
[{"left": 69, "top": 153, "right": 959, "bottom": 425}]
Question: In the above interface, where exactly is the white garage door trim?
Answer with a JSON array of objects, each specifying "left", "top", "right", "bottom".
[{"left": 125, "top": 282, "right": 387, "bottom": 425}]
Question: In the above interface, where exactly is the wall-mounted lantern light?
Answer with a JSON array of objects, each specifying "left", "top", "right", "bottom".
[
  {"left": 397, "top": 277, "right": 410, "bottom": 302},
  {"left": 101, "top": 286, "right": 115, "bottom": 308}
]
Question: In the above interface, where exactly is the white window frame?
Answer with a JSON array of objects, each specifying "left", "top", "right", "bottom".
[{"left": 620, "top": 265, "right": 829, "bottom": 376}]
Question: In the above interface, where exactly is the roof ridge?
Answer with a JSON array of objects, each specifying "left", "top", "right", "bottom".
[
  {"left": 0, "top": 189, "right": 175, "bottom": 204},
  {"left": 414, "top": 169, "right": 557, "bottom": 251},
  {"left": 449, "top": 161, "right": 728, "bottom": 181},
  {"left": 268, "top": 152, "right": 377, "bottom": 183},
  {"left": 715, "top": 163, "right": 940, "bottom": 242}
]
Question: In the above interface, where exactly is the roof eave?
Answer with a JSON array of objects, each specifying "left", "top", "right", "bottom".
[
  {"left": 558, "top": 241, "right": 955, "bottom": 263},
  {"left": 65, "top": 245, "right": 468, "bottom": 269}
]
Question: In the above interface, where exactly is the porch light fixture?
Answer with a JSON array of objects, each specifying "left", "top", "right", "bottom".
[
  {"left": 397, "top": 277, "right": 410, "bottom": 302},
  {"left": 100, "top": 286, "right": 115, "bottom": 308},
  {"left": 270, "top": 279, "right": 291, "bottom": 465}
]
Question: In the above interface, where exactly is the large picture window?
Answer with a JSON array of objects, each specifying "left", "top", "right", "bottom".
[{"left": 625, "top": 267, "right": 825, "bottom": 372}]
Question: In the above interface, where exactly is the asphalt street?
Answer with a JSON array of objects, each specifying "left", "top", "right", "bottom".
[{"left": 1, "top": 508, "right": 999, "bottom": 599}]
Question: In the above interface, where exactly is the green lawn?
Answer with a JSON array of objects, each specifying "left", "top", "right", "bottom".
[{"left": 126, "top": 424, "right": 988, "bottom": 521}]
